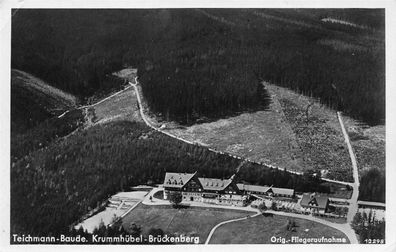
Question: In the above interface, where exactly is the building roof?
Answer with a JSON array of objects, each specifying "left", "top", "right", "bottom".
[
  {"left": 271, "top": 187, "right": 294, "bottom": 196},
  {"left": 300, "top": 193, "right": 329, "bottom": 209},
  {"left": 357, "top": 200, "right": 386, "bottom": 208},
  {"left": 199, "top": 178, "right": 233, "bottom": 191},
  {"left": 237, "top": 183, "right": 270, "bottom": 193},
  {"left": 163, "top": 172, "right": 196, "bottom": 188},
  {"left": 237, "top": 183, "right": 294, "bottom": 196}
]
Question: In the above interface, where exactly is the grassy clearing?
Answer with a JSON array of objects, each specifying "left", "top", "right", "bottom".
[
  {"left": 90, "top": 88, "right": 142, "bottom": 125},
  {"left": 265, "top": 83, "right": 353, "bottom": 182},
  {"left": 121, "top": 204, "right": 251, "bottom": 243},
  {"left": 159, "top": 81, "right": 353, "bottom": 181},
  {"left": 162, "top": 88, "right": 304, "bottom": 171},
  {"left": 209, "top": 214, "right": 349, "bottom": 244},
  {"left": 342, "top": 117, "right": 385, "bottom": 175},
  {"left": 343, "top": 117, "right": 385, "bottom": 202},
  {"left": 113, "top": 68, "right": 137, "bottom": 83}
]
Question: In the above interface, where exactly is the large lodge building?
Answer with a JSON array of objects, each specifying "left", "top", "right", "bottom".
[{"left": 162, "top": 172, "right": 294, "bottom": 206}]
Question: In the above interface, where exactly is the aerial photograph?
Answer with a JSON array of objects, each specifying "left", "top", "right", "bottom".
[{"left": 10, "top": 8, "right": 385, "bottom": 245}]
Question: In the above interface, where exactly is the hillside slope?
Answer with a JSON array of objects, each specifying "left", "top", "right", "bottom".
[
  {"left": 11, "top": 9, "right": 384, "bottom": 126},
  {"left": 11, "top": 119, "right": 344, "bottom": 236},
  {"left": 11, "top": 69, "right": 78, "bottom": 134}
]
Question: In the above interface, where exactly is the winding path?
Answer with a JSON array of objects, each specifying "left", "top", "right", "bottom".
[
  {"left": 129, "top": 80, "right": 303, "bottom": 176},
  {"left": 58, "top": 85, "right": 132, "bottom": 118},
  {"left": 265, "top": 210, "right": 358, "bottom": 244},
  {"left": 205, "top": 212, "right": 261, "bottom": 244},
  {"left": 337, "top": 111, "right": 359, "bottom": 223},
  {"left": 205, "top": 210, "right": 358, "bottom": 244},
  {"left": 129, "top": 77, "right": 363, "bottom": 243}
]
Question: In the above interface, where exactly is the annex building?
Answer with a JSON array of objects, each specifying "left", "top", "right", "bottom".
[{"left": 236, "top": 183, "right": 294, "bottom": 198}]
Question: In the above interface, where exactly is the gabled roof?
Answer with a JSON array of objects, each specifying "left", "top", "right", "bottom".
[
  {"left": 163, "top": 172, "right": 196, "bottom": 188},
  {"left": 300, "top": 193, "right": 329, "bottom": 209},
  {"left": 236, "top": 183, "right": 294, "bottom": 196},
  {"left": 199, "top": 178, "right": 233, "bottom": 191},
  {"left": 272, "top": 187, "right": 294, "bottom": 196},
  {"left": 237, "top": 183, "right": 271, "bottom": 193}
]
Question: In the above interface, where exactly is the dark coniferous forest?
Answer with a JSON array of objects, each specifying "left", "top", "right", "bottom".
[
  {"left": 12, "top": 9, "right": 385, "bottom": 125},
  {"left": 10, "top": 9, "right": 385, "bottom": 238},
  {"left": 11, "top": 121, "right": 338, "bottom": 235}
]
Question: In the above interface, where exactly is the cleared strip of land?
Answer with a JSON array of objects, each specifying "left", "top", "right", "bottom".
[
  {"left": 89, "top": 87, "right": 142, "bottom": 125},
  {"left": 266, "top": 83, "right": 354, "bottom": 182},
  {"left": 160, "top": 87, "right": 305, "bottom": 172},
  {"left": 341, "top": 116, "right": 385, "bottom": 176}
]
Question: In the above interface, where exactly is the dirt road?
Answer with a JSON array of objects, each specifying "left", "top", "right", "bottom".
[
  {"left": 129, "top": 78, "right": 362, "bottom": 243},
  {"left": 337, "top": 111, "right": 359, "bottom": 224}
]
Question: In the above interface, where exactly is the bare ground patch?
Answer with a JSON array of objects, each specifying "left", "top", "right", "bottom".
[
  {"left": 155, "top": 86, "right": 305, "bottom": 172},
  {"left": 88, "top": 88, "right": 142, "bottom": 126},
  {"left": 342, "top": 117, "right": 385, "bottom": 175},
  {"left": 113, "top": 68, "right": 137, "bottom": 83},
  {"left": 265, "top": 83, "right": 353, "bottom": 182}
]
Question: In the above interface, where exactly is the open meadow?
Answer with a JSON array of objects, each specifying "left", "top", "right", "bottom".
[
  {"left": 121, "top": 204, "right": 252, "bottom": 243},
  {"left": 159, "top": 82, "right": 354, "bottom": 182},
  {"left": 89, "top": 87, "right": 142, "bottom": 125},
  {"left": 163, "top": 87, "right": 304, "bottom": 171},
  {"left": 266, "top": 83, "right": 353, "bottom": 182},
  {"left": 209, "top": 214, "right": 350, "bottom": 244},
  {"left": 10, "top": 8, "right": 385, "bottom": 242}
]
